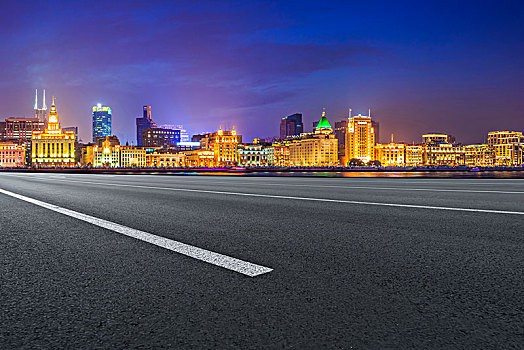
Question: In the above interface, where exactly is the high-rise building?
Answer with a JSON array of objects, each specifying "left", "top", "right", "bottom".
[
  {"left": 279, "top": 113, "right": 303, "bottom": 140},
  {"left": 92, "top": 104, "right": 112, "bottom": 142},
  {"left": 5, "top": 117, "right": 44, "bottom": 141},
  {"left": 34, "top": 89, "right": 47, "bottom": 123},
  {"left": 136, "top": 106, "right": 157, "bottom": 146},
  {"left": 334, "top": 120, "right": 347, "bottom": 164},
  {"left": 32, "top": 97, "right": 76, "bottom": 167},
  {"left": 142, "top": 127, "right": 181, "bottom": 147},
  {"left": 345, "top": 110, "right": 376, "bottom": 164}
]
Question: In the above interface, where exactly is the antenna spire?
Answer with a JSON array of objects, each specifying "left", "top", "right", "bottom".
[
  {"left": 34, "top": 89, "right": 38, "bottom": 110},
  {"left": 42, "top": 89, "right": 47, "bottom": 109},
  {"left": 369, "top": 108, "right": 371, "bottom": 117}
]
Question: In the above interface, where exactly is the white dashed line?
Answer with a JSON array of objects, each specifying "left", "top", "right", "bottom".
[{"left": 0, "top": 187, "right": 273, "bottom": 277}]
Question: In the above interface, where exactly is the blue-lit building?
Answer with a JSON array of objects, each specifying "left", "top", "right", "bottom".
[
  {"left": 92, "top": 104, "right": 112, "bottom": 142},
  {"left": 136, "top": 105, "right": 157, "bottom": 146}
]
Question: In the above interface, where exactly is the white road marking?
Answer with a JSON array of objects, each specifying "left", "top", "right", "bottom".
[
  {"left": 0, "top": 187, "right": 273, "bottom": 277},
  {"left": 8, "top": 174, "right": 524, "bottom": 194},
  {"left": 10, "top": 176, "right": 524, "bottom": 216}
]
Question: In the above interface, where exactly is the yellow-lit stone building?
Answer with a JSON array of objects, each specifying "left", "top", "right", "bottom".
[
  {"left": 184, "top": 149, "right": 215, "bottom": 167},
  {"left": 423, "top": 143, "right": 465, "bottom": 166},
  {"left": 464, "top": 144, "right": 494, "bottom": 167},
  {"left": 288, "top": 110, "right": 338, "bottom": 167},
  {"left": 93, "top": 137, "right": 121, "bottom": 167},
  {"left": 405, "top": 145, "right": 424, "bottom": 166},
  {"left": 120, "top": 146, "right": 146, "bottom": 167},
  {"left": 345, "top": 112, "right": 375, "bottom": 164},
  {"left": 0, "top": 142, "right": 26, "bottom": 167},
  {"left": 487, "top": 131, "right": 523, "bottom": 166},
  {"left": 200, "top": 127, "right": 242, "bottom": 167},
  {"left": 32, "top": 97, "right": 76, "bottom": 167},
  {"left": 374, "top": 143, "right": 406, "bottom": 166},
  {"left": 268, "top": 141, "right": 290, "bottom": 166}
]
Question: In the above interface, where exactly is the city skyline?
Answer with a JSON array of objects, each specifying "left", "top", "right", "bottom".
[{"left": 1, "top": 1, "right": 522, "bottom": 144}]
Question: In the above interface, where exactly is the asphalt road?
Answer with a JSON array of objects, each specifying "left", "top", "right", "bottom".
[{"left": 0, "top": 173, "right": 523, "bottom": 349}]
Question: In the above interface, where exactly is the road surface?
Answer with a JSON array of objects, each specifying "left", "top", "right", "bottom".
[{"left": 1, "top": 173, "right": 523, "bottom": 349}]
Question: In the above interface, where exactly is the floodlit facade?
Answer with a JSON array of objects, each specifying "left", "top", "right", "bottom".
[
  {"left": 184, "top": 149, "right": 215, "bottom": 167},
  {"left": 374, "top": 143, "right": 406, "bottom": 166},
  {"left": 422, "top": 133, "right": 455, "bottom": 145},
  {"left": 405, "top": 145, "right": 424, "bottom": 166},
  {"left": 288, "top": 110, "right": 338, "bottom": 167},
  {"left": 120, "top": 146, "right": 146, "bottom": 167},
  {"left": 92, "top": 104, "right": 112, "bottom": 142},
  {"left": 268, "top": 141, "right": 290, "bottom": 166},
  {"left": 31, "top": 97, "right": 76, "bottom": 167},
  {"left": 93, "top": 136, "right": 120, "bottom": 167},
  {"left": 345, "top": 112, "right": 375, "bottom": 164},
  {"left": 142, "top": 127, "right": 181, "bottom": 147},
  {"left": 0, "top": 142, "right": 26, "bottom": 167},
  {"left": 487, "top": 131, "right": 524, "bottom": 166},
  {"left": 423, "top": 143, "right": 465, "bottom": 166},
  {"left": 200, "top": 127, "right": 242, "bottom": 167},
  {"left": 464, "top": 144, "right": 495, "bottom": 167},
  {"left": 238, "top": 144, "right": 269, "bottom": 167}
]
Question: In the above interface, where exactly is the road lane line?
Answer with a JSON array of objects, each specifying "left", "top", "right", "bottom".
[
  {"left": 9, "top": 176, "right": 524, "bottom": 215},
  {"left": 6, "top": 174, "right": 524, "bottom": 194},
  {"left": 0, "top": 187, "right": 273, "bottom": 277}
]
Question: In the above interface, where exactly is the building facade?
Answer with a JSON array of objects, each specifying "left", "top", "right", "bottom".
[
  {"left": 31, "top": 98, "right": 76, "bottom": 167},
  {"left": 487, "top": 131, "right": 524, "bottom": 166},
  {"left": 405, "top": 145, "right": 424, "bottom": 166},
  {"left": 92, "top": 104, "right": 112, "bottom": 142},
  {"left": 0, "top": 142, "right": 26, "bottom": 167},
  {"left": 374, "top": 143, "right": 406, "bottom": 166},
  {"left": 423, "top": 143, "right": 465, "bottom": 166},
  {"left": 238, "top": 144, "right": 269, "bottom": 167},
  {"left": 279, "top": 113, "right": 303, "bottom": 140},
  {"left": 93, "top": 136, "right": 120, "bottom": 167},
  {"left": 120, "top": 146, "right": 147, "bottom": 167},
  {"left": 136, "top": 106, "right": 157, "bottom": 146},
  {"left": 200, "top": 127, "right": 242, "bottom": 167},
  {"left": 345, "top": 112, "right": 375, "bottom": 164},
  {"left": 464, "top": 144, "right": 495, "bottom": 167},
  {"left": 142, "top": 127, "right": 181, "bottom": 147}
]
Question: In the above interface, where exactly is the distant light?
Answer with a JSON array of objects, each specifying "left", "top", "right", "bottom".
[{"left": 97, "top": 103, "right": 102, "bottom": 108}]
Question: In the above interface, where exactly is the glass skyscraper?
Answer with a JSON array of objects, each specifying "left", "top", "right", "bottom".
[{"left": 92, "top": 104, "right": 112, "bottom": 142}]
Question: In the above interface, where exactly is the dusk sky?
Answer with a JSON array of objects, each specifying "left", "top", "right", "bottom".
[{"left": 1, "top": 0, "right": 523, "bottom": 144}]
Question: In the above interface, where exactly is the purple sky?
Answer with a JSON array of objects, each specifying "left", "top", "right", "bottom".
[{"left": 1, "top": 0, "right": 523, "bottom": 144}]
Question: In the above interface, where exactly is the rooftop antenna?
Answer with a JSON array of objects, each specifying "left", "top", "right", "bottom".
[
  {"left": 42, "top": 89, "right": 47, "bottom": 109},
  {"left": 34, "top": 89, "right": 38, "bottom": 110},
  {"left": 369, "top": 108, "right": 371, "bottom": 117}
]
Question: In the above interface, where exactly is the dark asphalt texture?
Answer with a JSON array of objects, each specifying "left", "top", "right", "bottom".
[{"left": 0, "top": 173, "right": 523, "bottom": 349}]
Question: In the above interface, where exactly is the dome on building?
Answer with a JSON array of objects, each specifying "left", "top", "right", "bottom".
[{"left": 315, "top": 108, "right": 333, "bottom": 134}]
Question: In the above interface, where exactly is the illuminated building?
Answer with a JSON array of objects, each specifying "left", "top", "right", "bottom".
[
  {"left": 142, "top": 127, "right": 181, "bottom": 147},
  {"left": 120, "top": 146, "right": 147, "bottom": 167},
  {"left": 345, "top": 109, "right": 375, "bottom": 164},
  {"left": 422, "top": 133, "right": 455, "bottom": 145},
  {"left": 34, "top": 89, "right": 47, "bottom": 123},
  {"left": 200, "top": 127, "right": 242, "bottom": 166},
  {"left": 176, "top": 141, "right": 200, "bottom": 151},
  {"left": 288, "top": 110, "right": 338, "bottom": 167},
  {"left": 159, "top": 124, "right": 189, "bottom": 142},
  {"left": 31, "top": 97, "right": 76, "bottom": 167},
  {"left": 334, "top": 120, "right": 347, "bottom": 164},
  {"left": 0, "top": 142, "right": 26, "bottom": 167},
  {"left": 78, "top": 143, "right": 95, "bottom": 167},
  {"left": 136, "top": 106, "right": 157, "bottom": 146},
  {"left": 5, "top": 117, "right": 44, "bottom": 141},
  {"left": 487, "top": 131, "right": 524, "bottom": 166},
  {"left": 92, "top": 104, "right": 112, "bottom": 142},
  {"left": 0, "top": 121, "right": 6, "bottom": 140},
  {"left": 238, "top": 144, "right": 269, "bottom": 167},
  {"left": 405, "top": 145, "right": 424, "bottom": 166},
  {"left": 268, "top": 141, "right": 290, "bottom": 166},
  {"left": 374, "top": 142, "right": 406, "bottom": 166},
  {"left": 93, "top": 136, "right": 120, "bottom": 167},
  {"left": 423, "top": 143, "right": 465, "bottom": 166},
  {"left": 464, "top": 144, "right": 494, "bottom": 167},
  {"left": 147, "top": 152, "right": 186, "bottom": 167},
  {"left": 183, "top": 149, "right": 215, "bottom": 167},
  {"left": 63, "top": 127, "right": 79, "bottom": 142},
  {"left": 280, "top": 113, "right": 303, "bottom": 140}
]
